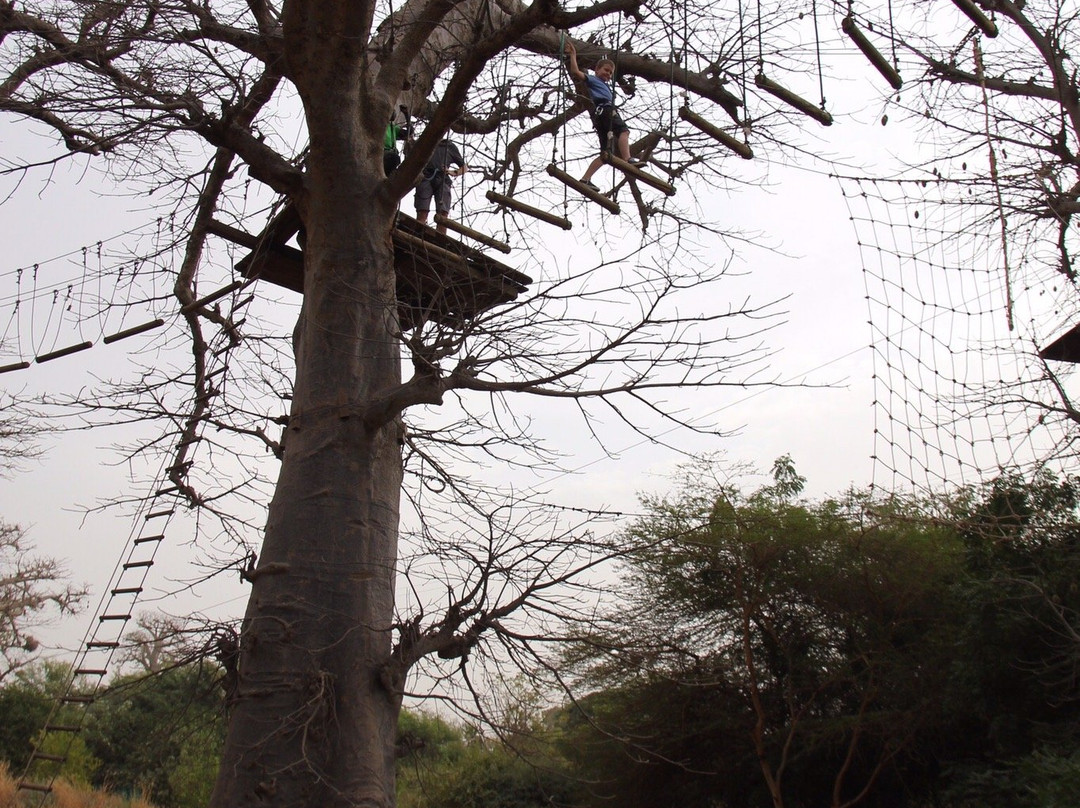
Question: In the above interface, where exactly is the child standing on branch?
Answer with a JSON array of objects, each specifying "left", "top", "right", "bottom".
[{"left": 564, "top": 41, "right": 644, "bottom": 191}]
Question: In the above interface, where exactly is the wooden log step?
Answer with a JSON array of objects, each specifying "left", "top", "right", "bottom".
[
  {"left": 133, "top": 534, "right": 164, "bottom": 545},
  {"left": 30, "top": 753, "right": 66, "bottom": 762},
  {"left": 99, "top": 614, "right": 132, "bottom": 622},
  {"left": 122, "top": 560, "right": 153, "bottom": 570},
  {"left": 678, "top": 107, "right": 754, "bottom": 159},
  {"left": 841, "top": 17, "right": 903, "bottom": 90},
  {"left": 110, "top": 587, "right": 142, "bottom": 596},
  {"left": 144, "top": 509, "right": 174, "bottom": 520},
  {"left": 754, "top": 73, "right": 833, "bottom": 126},
  {"left": 86, "top": 640, "right": 120, "bottom": 649},
  {"left": 59, "top": 694, "right": 96, "bottom": 703},
  {"left": 486, "top": 191, "right": 572, "bottom": 231},
  {"left": 602, "top": 154, "right": 676, "bottom": 196},
  {"left": 951, "top": 0, "right": 997, "bottom": 37},
  {"left": 433, "top": 215, "right": 512, "bottom": 253},
  {"left": 180, "top": 280, "right": 245, "bottom": 314},
  {"left": 102, "top": 318, "right": 165, "bottom": 345},
  {"left": 74, "top": 668, "right": 107, "bottom": 676},
  {"left": 0, "top": 361, "right": 30, "bottom": 374},
  {"left": 36, "top": 341, "right": 93, "bottom": 363},
  {"left": 546, "top": 165, "right": 621, "bottom": 213},
  {"left": 17, "top": 782, "right": 53, "bottom": 793}
]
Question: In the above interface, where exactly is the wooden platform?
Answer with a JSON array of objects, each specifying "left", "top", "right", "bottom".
[
  {"left": 1040, "top": 322, "right": 1080, "bottom": 363},
  {"left": 207, "top": 206, "right": 532, "bottom": 330}
]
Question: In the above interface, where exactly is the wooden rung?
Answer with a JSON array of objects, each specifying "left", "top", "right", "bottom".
[
  {"left": 233, "top": 293, "right": 255, "bottom": 310},
  {"left": 44, "top": 724, "right": 81, "bottom": 733},
  {"left": 74, "top": 668, "right": 107, "bottom": 676},
  {"left": 86, "top": 640, "right": 120, "bottom": 649},
  {"left": 123, "top": 560, "right": 153, "bottom": 569},
  {"left": 486, "top": 191, "right": 572, "bottom": 231},
  {"left": 841, "top": 17, "right": 903, "bottom": 90},
  {"left": 111, "top": 586, "right": 142, "bottom": 595},
  {"left": 180, "top": 280, "right": 245, "bottom": 313},
  {"left": 206, "top": 219, "right": 260, "bottom": 249},
  {"left": 145, "top": 509, "right": 174, "bottom": 520},
  {"left": 951, "top": 0, "right": 998, "bottom": 37},
  {"left": 433, "top": 215, "right": 513, "bottom": 253},
  {"left": 678, "top": 107, "right": 754, "bottom": 159},
  {"left": 102, "top": 318, "right": 165, "bottom": 345},
  {"left": 0, "top": 361, "right": 30, "bottom": 374},
  {"left": 134, "top": 534, "right": 164, "bottom": 544},
  {"left": 546, "top": 165, "right": 621, "bottom": 214},
  {"left": 59, "top": 695, "right": 95, "bottom": 704},
  {"left": 17, "top": 782, "right": 53, "bottom": 793},
  {"left": 156, "top": 485, "right": 181, "bottom": 496},
  {"left": 36, "top": 341, "right": 93, "bottom": 363},
  {"left": 207, "top": 365, "right": 227, "bottom": 379},
  {"left": 602, "top": 154, "right": 676, "bottom": 196},
  {"left": 754, "top": 73, "right": 833, "bottom": 126},
  {"left": 99, "top": 614, "right": 132, "bottom": 622},
  {"left": 31, "top": 753, "right": 66, "bottom": 762}
]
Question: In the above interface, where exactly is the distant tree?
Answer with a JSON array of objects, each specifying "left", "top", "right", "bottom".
[
  {"left": 85, "top": 661, "right": 225, "bottom": 808},
  {"left": 0, "top": 523, "right": 86, "bottom": 683},
  {"left": 561, "top": 458, "right": 966, "bottom": 808},
  {"left": 0, "top": 661, "right": 98, "bottom": 779}
]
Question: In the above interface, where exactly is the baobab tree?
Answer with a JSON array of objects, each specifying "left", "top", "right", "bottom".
[{"left": 0, "top": 1, "right": 899, "bottom": 806}]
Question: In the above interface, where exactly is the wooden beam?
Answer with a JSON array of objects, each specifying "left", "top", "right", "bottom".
[
  {"left": 434, "top": 215, "right": 512, "bottom": 253},
  {"left": 486, "top": 191, "right": 573, "bottom": 230},
  {"left": 546, "top": 164, "right": 621, "bottom": 214},
  {"left": 842, "top": 16, "right": 903, "bottom": 91},
  {"left": 602, "top": 154, "right": 676, "bottom": 196},
  {"left": 755, "top": 73, "right": 833, "bottom": 126},
  {"left": 678, "top": 107, "right": 754, "bottom": 159}
]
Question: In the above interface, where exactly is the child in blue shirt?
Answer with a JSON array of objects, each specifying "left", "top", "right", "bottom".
[{"left": 565, "top": 41, "right": 644, "bottom": 190}]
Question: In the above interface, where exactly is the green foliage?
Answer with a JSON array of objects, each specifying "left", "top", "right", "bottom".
[
  {"left": 396, "top": 709, "right": 576, "bottom": 808},
  {"left": 562, "top": 460, "right": 1080, "bottom": 808},
  {"left": 0, "top": 660, "right": 92, "bottom": 777},
  {"left": 84, "top": 662, "right": 224, "bottom": 808}
]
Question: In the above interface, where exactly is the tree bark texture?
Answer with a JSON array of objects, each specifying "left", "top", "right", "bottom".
[{"left": 209, "top": 3, "right": 404, "bottom": 807}]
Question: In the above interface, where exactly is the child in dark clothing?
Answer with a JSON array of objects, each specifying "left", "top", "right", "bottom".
[
  {"left": 565, "top": 41, "right": 644, "bottom": 190},
  {"left": 414, "top": 137, "right": 468, "bottom": 234}
]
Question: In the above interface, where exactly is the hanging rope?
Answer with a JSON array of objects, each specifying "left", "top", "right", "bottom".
[{"left": 975, "top": 38, "right": 1014, "bottom": 331}]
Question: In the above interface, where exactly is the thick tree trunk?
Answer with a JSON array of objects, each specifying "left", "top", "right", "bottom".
[{"left": 210, "top": 3, "right": 404, "bottom": 807}]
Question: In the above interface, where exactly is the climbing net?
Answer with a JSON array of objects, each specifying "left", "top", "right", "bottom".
[{"left": 841, "top": 168, "right": 1080, "bottom": 495}]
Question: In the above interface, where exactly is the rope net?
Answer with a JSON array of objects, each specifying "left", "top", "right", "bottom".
[{"left": 841, "top": 169, "right": 1080, "bottom": 495}]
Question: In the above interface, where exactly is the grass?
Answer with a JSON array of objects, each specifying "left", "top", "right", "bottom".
[{"left": 0, "top": 765, "right": 155, "bottom": 808}]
